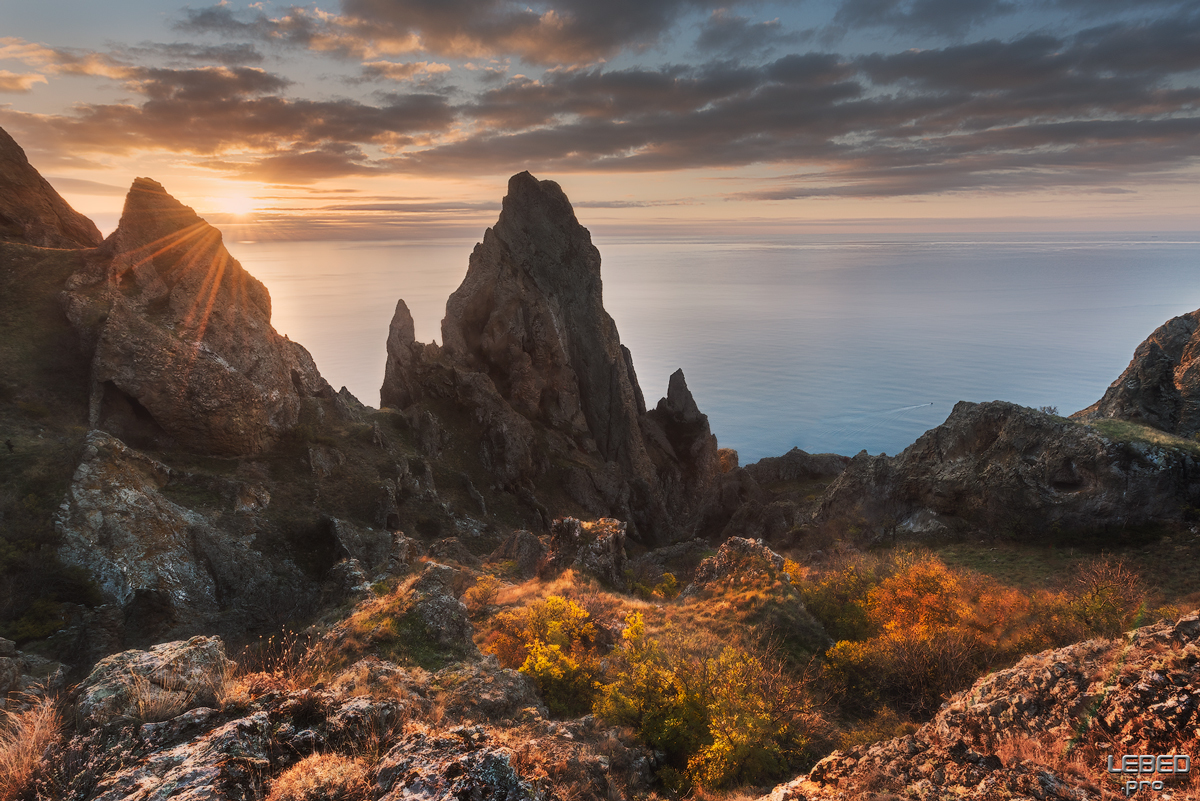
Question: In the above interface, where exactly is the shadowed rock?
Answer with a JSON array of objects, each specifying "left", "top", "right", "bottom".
[
  {"left": 817, "top": 400, "right": 1200, "bottom": 540},
  {"left": 1073, "top": 308, "right": 1200, "bottom": 437},
  {"left": 0, "top": 125, "right": 102, "bottom": 249},
  {"left": 62, "top": 178, "right": 336, "bottom": 455},
  {"left": 440, "top": 171, "right": 652, "bottom": 478}
]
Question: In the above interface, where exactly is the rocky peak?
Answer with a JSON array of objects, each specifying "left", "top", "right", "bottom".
[
  {"left": 381, "top": 172, "right": 723, "bottom": 543},
  {"left": 439, "top": 171, "right": 651, "bottom": 476},
  {"left": 1073, "top": 307, "right": 1200, "bottom": 437},
  {"left": 62, "top": 178, "right": 335, "bottom": 455},
  {"left": 0, "top": 124, "right": 102, "bottom": 249}
]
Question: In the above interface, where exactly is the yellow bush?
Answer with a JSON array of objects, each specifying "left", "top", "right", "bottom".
[
  {"left": 596, "top": 612, "right": 824, "bottom": 791},
  {"left": 484, "top": 595, "right": 599, "bottom": 718}
]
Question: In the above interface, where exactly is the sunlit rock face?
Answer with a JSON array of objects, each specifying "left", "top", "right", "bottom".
[
  {"left": 0, "top": 125, "right": 103, "bottom": 249},
  {"left": 62, "top": 178, "right": 335, "bottom": 455},
  {"left": 1073, "top": 308, "right": 1200, "bottom": 437},
  {"left": 381, "top": 172, "right": 723, "bottom": 544}
]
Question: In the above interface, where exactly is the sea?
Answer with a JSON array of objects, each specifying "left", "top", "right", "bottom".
[{"left": 225, "top": 232, "right": 1200, "bottom": 464}]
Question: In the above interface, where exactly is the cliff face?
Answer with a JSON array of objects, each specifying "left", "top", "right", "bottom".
[
  {"left": 1073, "top": 308, "right": 1200, "bottom": 437},
  {"left": 0, "top": 126, "right": 103, "bottom": 249},
  {"left": 61, "top": 178, "right": 336, "bottom": 455},
  {"left": 817, "top": 400, "right": 1200, "bottom": 540},
  {"left": 381, "top": 172, "right": 721, "bottom": 544}
]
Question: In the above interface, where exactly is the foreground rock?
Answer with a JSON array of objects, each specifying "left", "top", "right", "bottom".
[
  {"left": 1074, "top": 307, "right": 1200, "bottom": 438},
  {"left": 761, "top": 613, "right": 1200, "bottom": 801},
  {"left": 45, "top": 637, "right": 651, "bottom": 801},
  {"left": 61, "top": 178, "right": 339, "bottom": 455},
  {"left": 380, "top": 172, "right": 721, "bottom": 544},
  {"left": 76, "top": 636, "right": 232, "bottom": 727},
  {"left": 0, "top": 125, "right": 103, "bottom": 249},
  {"left": 817, "top": 400, "right": 1200, "bottom": 541}
]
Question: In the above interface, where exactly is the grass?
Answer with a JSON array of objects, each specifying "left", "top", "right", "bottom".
[
  {"left": 1086, "top": 418, "right": 1200, "bottom": 456},
  {"left": 265, "top": 753, "right": 371, "bottom": 801},
  {"left": 937, "top": 531, "right": 1200, "bottom": 609},
  {"left": 0, "top": 693, "right": 61, "bottom": 801}
]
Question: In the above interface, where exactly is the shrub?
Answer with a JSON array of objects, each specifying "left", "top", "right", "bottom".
[
  {"left": 463, "top": 574, "right": 502, "bottom": 615},
  {"left": 596, "top": 613, "right": 825, "bottom": 790},
  {"left": 265, "top": 753, "right": 371, "bottom": 801},
  {"left": 0, "top": 694, "right": 60, "bottom": 801},
  {"left": 484, "top": 595, "right": 599, "bottom": 717}
]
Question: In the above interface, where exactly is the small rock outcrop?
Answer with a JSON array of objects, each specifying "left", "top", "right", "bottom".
[
  {"left": 55, "top": 430, "right": 317, "bottom": 647},
  {"left": 61, "top": 178, "right": 337, "bottom": 455},
  {"left": 538, "top": 517, "right": 628, "bottom": 587},
  {"left": 76, "top": 636, "right": 232, "bottom": 727},
  {"left": 817, "top": 400, "right": 1200, "bottom": 540},
  {"left": 380, "top": 172, "right": 722, "bottom": 543},
  {"left": 0, "top": 125, "right": 103, "bottom": 248},
  {"left": 1073, "top": 307, "right": 1200, "bottom": 437}
]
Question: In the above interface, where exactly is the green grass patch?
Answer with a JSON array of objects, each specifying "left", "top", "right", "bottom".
[{"left": 1086, "top": 419, "right": 1200, "bottom": 455}]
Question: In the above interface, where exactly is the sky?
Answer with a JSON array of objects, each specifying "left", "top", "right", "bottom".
[{"left": 1, "top": 0, "right": 1198, "bottom": 236}]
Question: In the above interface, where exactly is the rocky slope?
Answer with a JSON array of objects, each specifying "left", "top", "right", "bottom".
[
  {"left": 380, "top": 172, "right": 724, "bottom": 544},
  {"left": 0, "top": 126, "right": 102, "bottom": 249},
  {"left": 761, "top": 613, "right": 1200, "bottom": 801},
  {"left": 1074, "top": 308, "right": 1200, "bottom": 438},
  {"left": 816, "top": 400, "right": 1200, "bottom": 542}
]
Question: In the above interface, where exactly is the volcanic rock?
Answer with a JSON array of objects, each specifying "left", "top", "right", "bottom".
[
  {"left": 1073, "top": 307, "right": 1200, "bottom": 437},
  {"left": 0, "top": 125, "right": 103, "bottom": 248},
  {"left": 817, "top": 400, "right": 1200, "bottom": 540},
  {"left": 62, "top": 178, "right": 336, "bottom": 455}
]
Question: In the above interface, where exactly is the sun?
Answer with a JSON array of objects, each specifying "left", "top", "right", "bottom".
[{"left": 220, "top": 194, "right": 258, "bottom": 216}]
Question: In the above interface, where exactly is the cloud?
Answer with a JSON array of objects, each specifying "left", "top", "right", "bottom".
[
  {"left": 832, "top": 0, "right": 1017, "bottom": 37},
  {"left": 0, "top": 37, "right": 130, "bottom": 78},
  {"left": 360, "top": 60, "right": 454, "bottom": 82},
  {"left": 0, "top": 70, "right": 46, "bottom": 93},
  {"left": 125, "top": 42, "right": 266, "bottom": 65},
  {"left": 178, "top": 0, "right": 736, "bottom": 66},
  {"left": 695, "top": 9, "right": 808, "bottom": 56}
]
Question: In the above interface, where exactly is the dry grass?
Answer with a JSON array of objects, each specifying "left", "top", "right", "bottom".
[
  {"left": 265, "top": 752, "right": 371, "bottom": 801},
  {"left": 993, "top": 733, "right": 1104, "bottom": 795},
  {"left": 0, "top": 693, "right": 60, "bottom": 801}
]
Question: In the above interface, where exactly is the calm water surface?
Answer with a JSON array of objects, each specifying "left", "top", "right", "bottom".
[{"left": 226, "top": 233, "right": 1200, "bottom": 463}]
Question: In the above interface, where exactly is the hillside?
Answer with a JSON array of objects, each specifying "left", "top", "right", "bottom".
[{"left": 1, "top": 121, "right": 1199, "bottom": 800}]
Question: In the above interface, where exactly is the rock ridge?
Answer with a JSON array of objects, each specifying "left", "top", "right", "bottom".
[{"left": 0, "top": 125, "right": 103, "bottom": 249}]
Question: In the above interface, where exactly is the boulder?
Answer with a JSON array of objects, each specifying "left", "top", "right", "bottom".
[
  {"left": 538, "top": 517, "right": 628, "bottom": 587},
  {"left": 55, "top": 430, "right": 316, "bottom": 645},
  {"left": 488, "top": 529, "right": 547, "bottom": 579},
  {"left": 76, "top": 636, "right": 232, "bottom": 727},
  {"left": 0, "top": 125, "right": 103, "bottom": 248},
  {"left": 682, "top": 536, "right": 786, "bottom": 597}
]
